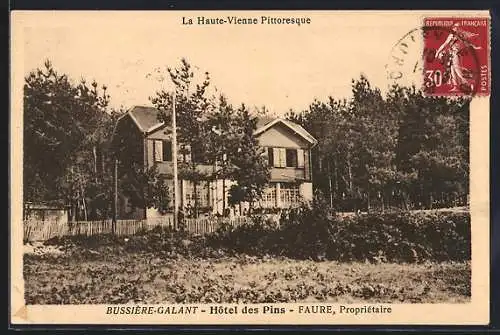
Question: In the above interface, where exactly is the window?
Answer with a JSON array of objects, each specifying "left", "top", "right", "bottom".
[
  {"left": 269, "top": 148, "right": 305, "bottom": 168},
  {"left": 286, "top": 149, "right": 297, "bottom": 168},
  {"left": 185, "top": 181, "right": 210, "bottom": 207},
  {"left": 153, "top": 140, "right": 172, "bottom": 162},
  {"left": 260, "top": 186, "right": 276, "bottom": 208},
  {"left": 280, "top": 184, "right": 301, "bottom": 207}
]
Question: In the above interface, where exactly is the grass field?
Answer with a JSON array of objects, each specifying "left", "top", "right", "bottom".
[{"left": 23, "top": 242, "right": 471, "bottom": 305}]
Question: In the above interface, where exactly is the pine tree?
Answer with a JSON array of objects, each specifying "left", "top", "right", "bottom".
[
  {"left": 228, "top": 104, "right": 270, "bottom": 209},
  {"left": 150, "top": 58, "right": 214, "bottom": 216},
  {"left": 24, "top": 60, "right": 117, "bottom": 220},
  {"left": 287, "top": 76, "right": 469, "bottom": 211}
]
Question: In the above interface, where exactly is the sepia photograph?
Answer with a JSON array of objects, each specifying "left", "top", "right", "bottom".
[{"left": 10, "top": 10, "right": 490, "bottom": 325}]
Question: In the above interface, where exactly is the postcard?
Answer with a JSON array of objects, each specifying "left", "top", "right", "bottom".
[{"left": 10, "top": 10, "right": 491, "bottom": 326}]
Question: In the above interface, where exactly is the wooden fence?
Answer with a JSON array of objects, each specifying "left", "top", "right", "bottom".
[
  {"left": 183, "top": 216, "right": 251, "bottom": 235},
  {"left": 23, "top": 216, "right": 252, "bottom": 242}
]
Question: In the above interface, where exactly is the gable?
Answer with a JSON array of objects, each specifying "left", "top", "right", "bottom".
[
  {"left": 120, "top": 106, "right": 166, "bottom": 133},
  {"left": 257, "top": 122, "right": 309, "bottom": 149},
  {"left": 255, "top": 118, "right": 317, "bottom": 147},
  {"left": 112, "top": 113, "right": 143, "bottom": 145}
]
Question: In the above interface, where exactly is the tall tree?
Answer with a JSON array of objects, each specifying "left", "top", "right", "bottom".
[
  {"left": 350, "top": 75, "right": 399, "bottom": 211},
  {"left": 287, "top": 76, "right": 469, "bottom": 212},
  {"left": 24, "top": 60, "right": 116, "bottom": 220},
  {"left": 395, "top": 87, "right": 470, "bottom": 209},
  {"left": 151, "top": 59, "right": 270, "bottom": 216},
  {"left": 227, "top": 104, "right": 270, "bottom": 210},
  {"left": 205, "top": 94, "right": 238, "bottom": 214},
  {"left": 150, "top": 58, "right": 214, "bottom": 216}
]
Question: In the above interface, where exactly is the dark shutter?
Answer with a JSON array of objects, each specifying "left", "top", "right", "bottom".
[
  {"left": 268, "top": 147, "right": 274, "bottom": 166},
  {"left": 163, "top": 140, "right": 172, "bottom": 161}
]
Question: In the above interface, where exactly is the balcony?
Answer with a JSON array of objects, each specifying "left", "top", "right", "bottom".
[
  {"left": 270, "top": 167, "right": 308, "bottom": 183},
  {"left": 155, "top": 161, "right": 218, "bottom": 177}
]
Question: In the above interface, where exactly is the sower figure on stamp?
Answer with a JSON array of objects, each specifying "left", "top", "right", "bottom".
[{"left": 435, "top": 23, "right": 482, "bottom": 92}]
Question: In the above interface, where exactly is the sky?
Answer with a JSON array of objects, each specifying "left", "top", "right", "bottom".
[{"left": 16, "top": 10, "right": 475, "bottom": 115}]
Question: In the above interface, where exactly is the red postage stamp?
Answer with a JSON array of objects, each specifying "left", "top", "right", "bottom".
[{"left": 422, "top": 17, "right": 490, "bottom": 96}]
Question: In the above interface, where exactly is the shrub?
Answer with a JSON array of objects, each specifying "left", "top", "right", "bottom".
[
  {"left": 44, "top": 205, "right": 470, "bottom": 264},
  {"left": 208, "top": 215, "right": 279, "bottom": 255},
  {"left": 206, "top": 205, "right": 471, "bottom": 263}
]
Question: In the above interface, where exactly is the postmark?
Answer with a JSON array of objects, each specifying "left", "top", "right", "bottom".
[{"left": 386, "top": 17, "right": 490, "bottom": 97}]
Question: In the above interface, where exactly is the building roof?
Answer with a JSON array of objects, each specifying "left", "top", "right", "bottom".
[
  {"left": 119, "top": 106, "right": 317, "bottom": 146},
  {"left": 254, "top": 118, "right": 318, "bottom": 147},
  {"left": 119, "top": 106, "right": 167, "bottom": 133},
  {"left": 256, "top": 116, "right": 275, "bottom": 129}
]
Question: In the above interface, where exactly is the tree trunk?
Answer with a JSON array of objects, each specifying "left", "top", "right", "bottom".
[
  {"left": 327, "top": 158, "right": 333, "bottom": 208},
  {"left": 222, "top": 177, "right": 226, "bottom": 215},
  {"left": 112, "top": 158, "right": 118, "bottom": 234},
  {"left": 401, "top": 190, "right": 407, "bottom": 210},
  {"left": 347, "top": 152, "right": 353, "bottom": 194},
  {"left": 70, "top": 202, "right": 76, "bottom": 222},
  {"left": 333, "top": 155, "right": 339, "bottom": 201},
  {"left": 77, "top": 195, "right": 82, "bottom": 221},
  {"left": 193, "top": 179, "right": 198, "bottom": 218},
  {"left": 93, "top": 145, "right": 98, "bottom": 183},
  {"left": 83, "top": 197, "right": 88, "bottom": 221},
  {"left": 80, "top": 184, "right": 88, "bottom": 221},
  {"left": 101, "top": 151, "right": 105, "bottom": 178},
  {"left": 367, "top": 190, "right": 371, "bottom": 213},
  {"left": 317, "top": 145, "right": 323, "bottom": 171},
  {"left": 180, "top": 179, "right": 184, "bottom": 210},
  {"left": 70, "top": 166, "right": 75, "bottom": 221}
]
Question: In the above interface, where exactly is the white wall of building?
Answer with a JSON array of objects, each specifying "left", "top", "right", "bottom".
[
  {"left": 257, "top": 123, "right": 308, "bottom": 149},
  {"left": 210, "top": 179, "right": 237, "bottom": 215},
  {"left": 299, "top": 182, "right": 313, "bottom": 203}
]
